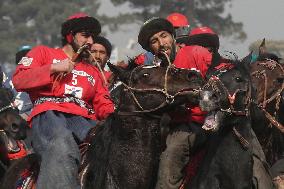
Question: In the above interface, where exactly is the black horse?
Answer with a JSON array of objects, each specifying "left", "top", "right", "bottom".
[
  {"left": 2, "top": 60, "right": 203, "bottom": 189},
  {"left": 187, "top": 55, "right": 273, "bottom": 189},
  {"left": 0, "top": 84, "right": 28, "bottom": 180},
  {"left": 79, "top": 61, "right": 203, "bottom": 189}
]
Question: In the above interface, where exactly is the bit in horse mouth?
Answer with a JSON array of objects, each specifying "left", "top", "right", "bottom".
[
  {"left": 178, "top": 88, "right": 200, "bottom": 94},
  {"left": 0, "top": 132, "right": 21, "bottom": 153},
  {"left": 202, "top": 110, "right": 220, "bottom": 132}
]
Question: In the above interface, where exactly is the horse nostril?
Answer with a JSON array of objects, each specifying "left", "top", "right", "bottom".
[
  {"left": 11, "top": 123, "right": 20, "bottom": 132},
  {"left": 187, "top": 72, "right": 197, "bottom": 81},
  {"left": 212, "top": 93, "right": 218, "bottom": 101}
]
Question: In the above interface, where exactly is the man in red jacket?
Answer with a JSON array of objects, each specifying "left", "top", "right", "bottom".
[
  {"left": 166, "top": 12, "right": 191, "bottom": 49},
  {"left": 13, "top": 13, "right": 114, "bottom": 189},
  {"left": 89, "top": 36, "right": 113, "bottom": 86},
  {"left": 138, "top": 17, "right": 213, "bottom": 189}
]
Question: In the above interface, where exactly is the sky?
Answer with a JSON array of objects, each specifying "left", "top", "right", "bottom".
[
  {"left": 222, "top": 0, "right": 284, "bottom": 57},
  {"left": 98, "top": 0, "right": 284, "bottom": 61}
]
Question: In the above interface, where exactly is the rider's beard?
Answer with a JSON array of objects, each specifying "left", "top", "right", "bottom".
[
  {"left": 70, "top": 40, "right": 90, "bottom": 62},
  {"left": 158, "top": 43, "right": 176, "bottom": 66}
]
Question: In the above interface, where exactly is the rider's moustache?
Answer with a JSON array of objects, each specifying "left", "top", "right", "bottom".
[{"left": 72, "top": 43, "right": 91, "bottom": 62}]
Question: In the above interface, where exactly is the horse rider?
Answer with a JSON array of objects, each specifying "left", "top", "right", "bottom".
[
  {"left": 166, "top": 12, "right": 191, "bottom": 49},
  {"left": 89, "top": 35, "right": 113, "bottom": 86},
  {"left": 138, "top": 17, "right": 214, "bottom": 189},
  {"left": 134, "top": 12, "right": 191, "bottom": 66},
  {"left": 12, "top": 13, "right": 114, "bottom": 189}
]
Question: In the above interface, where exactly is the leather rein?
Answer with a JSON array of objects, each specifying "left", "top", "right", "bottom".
[
  {"left": 117, "top": 52, "right": 199, "bottom": 115},
  {"left": 251, "top": 59, "right": 284, "bottom": 133},
  {"left": 203, "top": 66, "right": 252, "bottom": 149}
]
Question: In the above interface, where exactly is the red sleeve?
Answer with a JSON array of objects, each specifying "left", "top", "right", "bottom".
[
  {"left": 174, "top": 46, "right": 212, "bottom": 124},
  {"left": 174, "top": 46, "right": 212, "bottom": 78},
  {"left": 12, "top": 46, "right": 52, "bottom": 92},
  {"left": 93, "top": 72, "right": 114, "bottom": 120}
]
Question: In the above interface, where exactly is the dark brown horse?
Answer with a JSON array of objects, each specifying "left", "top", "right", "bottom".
[
  {"left": 79, "top": 60, "right": 203, "bottom": 189},
  {"left": 249, "top": 39, "right": 284, "bottom": 187},
  {"left": 2, "top": 60, "right": 203, "bottom": 189},
  {"left": 0, "top": 84, "right": 28, "bottom": 180}
]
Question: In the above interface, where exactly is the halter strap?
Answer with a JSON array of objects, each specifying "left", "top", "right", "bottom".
[
  {"left": 251, "top": 60, "right": 284, "bottom": 133},
  {"left": 203, "top": 74, "right": 251, "bottom": 116},
  {"left": 118, "top": 52, "right": 197, "bottom": 114}
]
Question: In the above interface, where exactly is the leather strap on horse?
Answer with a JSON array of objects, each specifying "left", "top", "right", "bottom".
[
  {"left": 118, "top": 52, "right": 200, "bottom": 114},
  {"left": 203, "top": 74, "right": 251, "bottom": 116},
  {"left": 262, "top": 108, "right": 284, "bottom": 133},
  {"left": 251, "top": 60, "right": 284, "bottom": 133},
  {"left": 232, "top": 127, "right": 249, "bottom": 150}
]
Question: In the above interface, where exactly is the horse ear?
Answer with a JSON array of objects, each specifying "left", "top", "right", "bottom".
[
  {"left": 107, "top": 62, "right": 129, "bottom": 82},
  {"left": 242, "top": 51, "right": 253, "bottom": 71},
  {"left": 259, "top": 38, "right": 267, "bottom": 56},
  {"left": 243, "top": 51, "right": 253, "bottom": 63}
]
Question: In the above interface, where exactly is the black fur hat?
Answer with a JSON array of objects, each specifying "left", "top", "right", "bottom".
[
  {"left": 138, "top": 17, "right": 175, "bottom": 51},
  {"left": 15, "top": 45, "right": 32, "bottom": 64},
  {"left": 61, "top": 13, "right": 101, "bottom": 38},
  {"left": 93, "top": 36, "right": 112, "bottom": 57}
]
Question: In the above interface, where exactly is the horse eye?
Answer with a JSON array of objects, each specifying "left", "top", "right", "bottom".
[
  {"left": 11, "top": 123, "right": 19, "bottom": 132},
  {"left": 143, "top": 73, "right": 150, "bottom": 77},
  {"left": 235, "top": 77, "right": 243, "bottom": 82},
  {"left": 277, "top": 78, "right": 284, "bottom": 83},
  {"left": 171, "top": 68, "right": 181, "bottom": 75}
]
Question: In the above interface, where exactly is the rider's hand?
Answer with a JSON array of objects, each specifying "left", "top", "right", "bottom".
[{"left": 50, "top": 58, "right": 75, "bottom": 74}]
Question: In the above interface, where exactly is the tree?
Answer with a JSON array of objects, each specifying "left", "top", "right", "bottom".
[
  {"left": 109, "top": 0, "right": 246, "bottom": 41},
  {"left": 0, "top": 0, "right": 100, "bottom": 64},
  {"left": 0, "top": 0, "right": 246, "bottom": 64}
]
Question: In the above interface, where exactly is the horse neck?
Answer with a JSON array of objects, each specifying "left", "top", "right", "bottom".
[{"left": 221, "top": 115, "right": 252, "bottom": 138}]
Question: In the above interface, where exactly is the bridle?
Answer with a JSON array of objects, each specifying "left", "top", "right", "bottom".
[
  {"left": 203, "top": 66, "right": 252, "bottom": 116},
  {"left": 118, "top": 52, "right": 199, "bottom": 114},
  {"left": 0, "top": 103, "right": 16, "bottom": 133},
  {"left": 203, "top": 65, "right": 252, "bottom": 149},
  {"left": 251, "top": 59, "right": 284, "bottom": 133}
]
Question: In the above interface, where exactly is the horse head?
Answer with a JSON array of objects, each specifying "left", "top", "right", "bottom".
[
  {"left": 108, "top": 59, "right": 204, "bottom": 114},
  {"left": 0, "top": 87, "right": 28, "bottom": 162},
  {"left": 250, "top": 40, "right": 284, "bottom": 165},
  {"left": 251, "top": 40, "right": 284, "bottom": 106},
  {"left": 200, "top": 55, "right": 252, "bottom": 131}
]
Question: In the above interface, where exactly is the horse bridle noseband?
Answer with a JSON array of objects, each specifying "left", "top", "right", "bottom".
[
  {"left": 203, "top": 66, "right": 252, "bottom": 149},
  {"left": 251, "top": 59, "right": 284, "bottom": 133},
  {"left": 204, "top": 67, "right": 252, "bottom": 116},
  {"left": 119, "top": 52, "right": 198, "bottom": 114}
]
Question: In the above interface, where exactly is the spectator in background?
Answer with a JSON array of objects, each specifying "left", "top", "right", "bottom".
[
  {"left": 166, "top": 12, "right": 191, "bottom": 49},
  {"left": 2, "top": 45, "right": 33, "bottom": 119},
  {"left": 89, "top": 36, "right": 112, "bottom": 85}
]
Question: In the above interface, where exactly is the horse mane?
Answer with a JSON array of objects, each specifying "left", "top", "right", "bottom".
[{"left": 80, "top": 114, "right": 119, "bottom": 188}]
